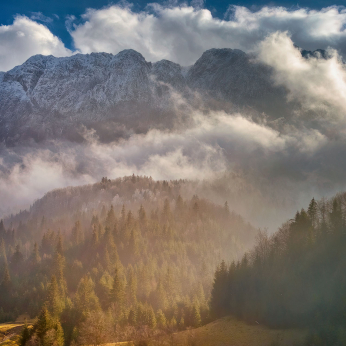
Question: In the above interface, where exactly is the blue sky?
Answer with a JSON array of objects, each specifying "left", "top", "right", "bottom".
[
  {"left": 0, "top": 0, "right": 342, "bottom": 50},
  {"left": 0, "top": 0, "right": 345, "bottom": 71}
]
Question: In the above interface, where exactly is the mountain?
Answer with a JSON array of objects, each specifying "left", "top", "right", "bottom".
[{"left": 0, "top": 48, "right": 289, "bottom": 144}]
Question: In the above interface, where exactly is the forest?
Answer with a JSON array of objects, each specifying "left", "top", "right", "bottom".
[
  {"left": 0, "top": 175, "right": 256, "bottom": 345},
  {"left": 210, "top": 194, "right": 346, "bottom": 345}
]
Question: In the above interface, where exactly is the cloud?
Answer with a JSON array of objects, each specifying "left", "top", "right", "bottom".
[
  {"left": 69, "top": 4, "right": 346, "bottom": 65},
  {"left": 0, "top": 111, "right": 330, "bottom": 228},
  {"left": 0, "top": 16, "right": 71, "bottom": 71},
  {"left": 257, "top": 31, "right": 346, "bottom": 119},
  {"left": 30, "top": 12, "right": 54, "bottom": 23}
]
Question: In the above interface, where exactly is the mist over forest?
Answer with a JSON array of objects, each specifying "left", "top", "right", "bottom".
[{"left": 2, "top": 1, "right": 346, "bottom": 346}]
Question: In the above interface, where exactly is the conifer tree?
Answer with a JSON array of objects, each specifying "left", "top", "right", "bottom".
[
  {"left": 31, "top": 242, "right": 41, "bottom": 266},
  {"left": 110, "top": 267, "right": 125, "bottom": 309},
  {"left": 308, "top": 198, "right": 318, "bottom": 227},
  {"left": 148, "top": 306, "right": 157, "bottom": 329},
  {"left": 128, "top": 308, "right": 137, "bottom": 326},
  {"left": 129, "top": 230, "right": 139, "bottom": 257},
  {"left": 162, "top": 199, "right": 171, "bottom": 222},
  {"left": 0, "top": 220, "right": 5, "bottom": 238},
  {"left": 0, "top": 238, "right": 7, "bottom": 264},
  {"left": 19, "top": 322, "right": 31, "bottom": 346},
  {"left": 121, "top": 205, "right": 126, "bottom": 224},
  {"left": 46, "top": 275, "right": 65, "bottom": 317},
  {"left": 106, "top": 205, "right": 116, "bottom": 230},
  {"left": 155, "top": 279, "right": 168, "bottom": 310},
  {"left": 156, "top": 309, "right": 167, "bottom": 329},
  {"left": 35, "top": 306, "right": 53, "bottom": 340},
  {"left": 56, "top": 234, "right": 63, "bottom": 256},
  {"left": 0, "top": 261, "right": 12, "bottom": 310},
  {"left": 191, "top": 302, "right": 201, "bottom": 327},
  {"left": 92, "top": 225, "right": 99, "bottom": 247},
  {"left": 128, "top": 266, "right": 137, "bottom": 305},
  {"left": 71, "top": 221, "right": 83, "bottom": 245},
  {"left": 138, "top": 205, "right": 147, "bottom": 228},
  {"left": 74, "top": 275, "right": 100, "bottom": 319},
  {"left": 175, "top": 195, "right": 183, "bottom": 214},
  {"left": 11, "top": 244, "right": 23, "bottom": 271}
]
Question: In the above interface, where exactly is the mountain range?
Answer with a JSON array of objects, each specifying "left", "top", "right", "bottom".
[{"left": 0, "top": 47, "right": 324, "bottom": 144}]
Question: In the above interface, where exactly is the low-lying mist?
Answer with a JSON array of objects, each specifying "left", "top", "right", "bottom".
[{"left": 2, "top": 32, "right": 346, "bottom": 231}]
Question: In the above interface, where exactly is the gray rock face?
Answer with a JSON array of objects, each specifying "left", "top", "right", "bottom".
[
  {"left": 186, "top": 48, "right": 287, "bottom": 113},
  {"left": 0, "top": 48, "right": 287, "bottom": 143}
]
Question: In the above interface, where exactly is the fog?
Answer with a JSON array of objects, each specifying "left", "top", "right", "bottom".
[{"left": 2, "top": 29, "right": 346, "bottom": 231}]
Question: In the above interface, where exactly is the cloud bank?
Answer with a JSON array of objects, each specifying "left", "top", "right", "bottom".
[
  {"left": 2, "top": 4, "right": 346, "bottom": 70},
  {"left": 257, "top": 31, "right": 346, "bottom": 118},
  {"left": 69, "top": 4, "right": 346, "bottom": 65},
  {"left": 0, "top": 109, "right": 337, "bottom": 229},
  {"left": 0, "top": 16, "right": 71, "bottom": 71}
]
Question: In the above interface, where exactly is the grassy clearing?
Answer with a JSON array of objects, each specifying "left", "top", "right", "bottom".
[
  {"left": 0, "top": 324, "right": 23, "bottom": 346},
  {"left": 0, "top": 316, "right": 306, "bottom": 346},
  {"left": 0, "top": 317, "right": 34, "bottom": 346},
  {"left": 146, "top": 316, "right": 307, "bottom": 346}
]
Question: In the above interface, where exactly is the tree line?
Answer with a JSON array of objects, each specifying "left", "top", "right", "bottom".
[{"left": 210, "top": 194, "right": 346, "bottom": 345}]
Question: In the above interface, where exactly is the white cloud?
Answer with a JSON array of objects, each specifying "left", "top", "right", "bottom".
[
  {"left": 0, "top": 16, "right": 71, "bottom": 71},
  {"left": 257, "top": 31, "right": 346, "bottom": 118},
  {"left": 0, "top": 111, "right": 328, "bottom": 217},
  {"left": 30, "top": 12, "right": 53, "bottom": 23},
  {"left": 70, "top": 4, "right": 346, "bottom": 66}
]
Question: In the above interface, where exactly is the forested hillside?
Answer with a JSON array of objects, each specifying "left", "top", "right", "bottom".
[
  {"left": 0, "top": 175, "right": 256, "bottom": 345},
  {"left": 210, "top": 193, "right": 346, "bottom": 345}
]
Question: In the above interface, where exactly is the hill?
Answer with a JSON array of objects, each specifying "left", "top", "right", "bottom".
[
  {"left": 0, "top": 175, "right": 257, "bottom": 345},
  {"left": 210, "top": 192, "right": 346, "bottom": 345},
  {"left": 151, "top": 316, "right": 307, "bottom": 346}
]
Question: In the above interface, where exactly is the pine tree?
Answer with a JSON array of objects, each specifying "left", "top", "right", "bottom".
[
  {"left": 56, "top": 234, "right": 63, "bottom": 255},
  {"left": 31, "top": 242, "right": 41, "bottom": 266},
  {"left": 308, "top": 197, "right": 318, "bottom": 227},
  {"left": 74, "top": 275, "right": 100, "bottom": 319},
  {"left": 191, "top": 302, "right": 201, "bottom": 327},
  {"left": 138, "top": 205, "right": 147, "bottom": 231},
  {"left": 19, "top": 322, "right": 31, "bottom": 346},
  {"left": 35, "top": 306, "right": 53, "bottom": 340},
  {"left": 129, "top": 230, "right": 139, "bottom": 257},
  {"left": 106, "top": 205, "right": 116, "bottom": 230},
  {"left": 127, "top": 266, "right": 137, "bottom": 305},
  {"left": 103, "top": 248, "right": 111, "bottom": 273},
  {"left": 156, "top": 309, "right": 167, "bottom": 329},
  {"left": 156, "top": 279, "right": 168, "bottom": 310},
  {"left": 175, "top": 195, "right": 183, "bottom": 214},
  {"left": 52, "top": 321, "right": 64, "bottom": 346},
  {"left": 0, "top": 238, "right": 7, "bottom": 264},
  {"left": 0, "top": 261, "right": 12, "bottom": 310},
  {"left": 71, "top": 221, "right": 82, "bottom": 245},
  {"left": 224, "top": 201, "right": 230, "bottom": 215},
  {"left": 92, "top": 225, "right": 99, "bottom": 247},
  {"left": 0, "top": 221, "right": 5, "bottom": 243},
  {"left": 46, "top": 275, "right": 64, "bottom": 317},
  {"left": 110, "top": 267, "right": 125, "bottom": 309},
  {"left": 162, "top": 199, "right": 171, "bottom": 221},
  {"left": 11, "top": 244, "right": 23, "bottom": 271},
  {"left": 147, "top": 306, "right": 157, "bottom": 329},
  {"left": 210, "top": 260, "right": 228, "bottom": 318},
  {"left": 128, "top": 308, "right": 137, "bottom": 326},
  {"left": 121, "top": 205, "right": 126, "bottom": 224}
]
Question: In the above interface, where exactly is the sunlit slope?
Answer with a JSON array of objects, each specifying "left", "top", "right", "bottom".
[
  {"left": 0, "top": 323, "right": 24, "bottom": 346},
  {"left": 151, "top": 316, "right": 307, "bottom": 346}
]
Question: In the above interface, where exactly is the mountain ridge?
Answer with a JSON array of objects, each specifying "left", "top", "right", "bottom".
[{"left": 0, "top": 47, "right": 328, "bottom": 144}]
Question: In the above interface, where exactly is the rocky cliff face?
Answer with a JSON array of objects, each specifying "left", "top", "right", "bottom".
[{"left": 0, "top": 48, "right": 288, "bottom": 143}]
